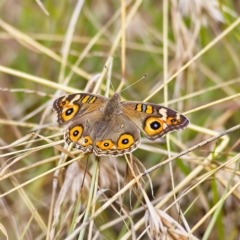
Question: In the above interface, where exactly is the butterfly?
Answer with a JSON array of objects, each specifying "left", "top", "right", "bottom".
[{"left": 53, "top": 93, "right": 189, "bottom": 156}]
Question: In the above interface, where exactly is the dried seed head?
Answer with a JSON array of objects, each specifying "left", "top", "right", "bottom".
[
  {"left": 179, "top": 0, "right": 224, "bottom": 26},
  {"left": 143, "top": 190, "right": 199, "bottom": 240},
  {"left": 98, "top": 156, "right": 124, "bottom": 190},
  {"left": 145, "top": 208, "right": 200, "bottom": 240}
]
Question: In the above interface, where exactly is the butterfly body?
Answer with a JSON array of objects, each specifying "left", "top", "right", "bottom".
[{"left": 53, "top": 93, "right": 189, "bottom": 156}]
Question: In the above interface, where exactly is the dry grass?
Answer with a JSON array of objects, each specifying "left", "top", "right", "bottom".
[{"left": 1, "top": 0, "right": 240, "bottom": 239}]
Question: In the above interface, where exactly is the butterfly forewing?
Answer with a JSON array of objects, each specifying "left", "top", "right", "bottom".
[
  {"left": 121, "top": 101, "right": 189, "bottom": 140},
  {"left": 53, "top": 93, "right": 107, "bottom": 125}
]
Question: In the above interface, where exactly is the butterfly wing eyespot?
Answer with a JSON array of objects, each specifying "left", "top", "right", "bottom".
[
  {"left": 166, "top": 117, "right": 179, "bottom": 125},
  {"left": 69, "top": 126, "right": 83, "bottom": 142},
  {"left": 81, "top": 136, "right": 93, "bottom": 147},
  {"left": 96, "top": 140, "right": 115, "bottom": 150},
  {"left": 59, "top": 99, "right": 69, "bottom": 107},
  {"left": 144, "top": 117, "right": 165, "bottom": 135},
  {"left": 62, "top": 105, "right": 79, "bottom": 121},
  {"left": 117, "top": 134, "right": 134, "bottom": 149}
]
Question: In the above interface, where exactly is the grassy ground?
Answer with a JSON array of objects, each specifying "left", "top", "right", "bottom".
[{"left": 1, "top": 1, "right": 240, "bottom": 239}]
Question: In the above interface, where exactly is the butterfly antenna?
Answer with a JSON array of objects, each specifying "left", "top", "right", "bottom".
[{"left": 120, "top": 74, "right": 147, "bottom": 93}]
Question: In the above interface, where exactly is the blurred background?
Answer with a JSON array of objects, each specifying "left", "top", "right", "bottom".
[{"left": 0, "top": 1, "right": 240, "bottom": 239}]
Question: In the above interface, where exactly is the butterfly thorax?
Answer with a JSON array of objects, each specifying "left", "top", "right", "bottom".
[
  {"left": 102, "top": 93, "right": 122, "bottom": 121},
  {"left": 93, "top": 93, "right": 123, "bottom": 140}
]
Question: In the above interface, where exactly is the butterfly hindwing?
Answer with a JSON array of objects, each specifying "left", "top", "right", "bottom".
[
  {"left": 93, "top": 114, "right": 141, "bottom": 156},
  {"left": 65, "top": 110, "right": 141, "bottom": 156}
]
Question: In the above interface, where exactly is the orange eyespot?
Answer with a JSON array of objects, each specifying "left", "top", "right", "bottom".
[
  {"left": 59, "top": 99, "right": 69, "bottom": 107},
  {"left": 62, "top": 105, "right": 79, "bottom": 121},
  {"left": 81, "top": 136, "right": 93, "bottom": 147},
  {"left": 69, "top": 126, "right": 83, "bottom": 142},
  {"left": 144, "top": 117, "right": 164, "bottom": 135},
  {"left": 166, "top": 117, "right": 179, "bottom": 125},
  {"left": 96, "top": 140, "right": 115, "bottom": 150},
  {"left": 117, "top": 134, "right": 134, "bottom": 149}
]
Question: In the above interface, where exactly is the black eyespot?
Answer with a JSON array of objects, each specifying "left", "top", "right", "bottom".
[
  {"left": 62, "top": 101, "right": 66, "bottom": 105},
  {"left": 122, "top": 139, "right": 129, "bottom": 144},
  {"left": 150, "top": 121, "right": 161, "bottom": 130},
  {"left": 104, "top": 143, "right": 109, "bottom": 147},
  {"left": 171, "top": 119, "right": 177, "bottom": 123},
  {"left": 84, "top": 139, "right": 88, "bottom": 143},
  {"left": 66, "top": 108, "right": 73, "bottom": 116},
  {"left": 73, "top": 130, "right": 79, "bottom": 136}
]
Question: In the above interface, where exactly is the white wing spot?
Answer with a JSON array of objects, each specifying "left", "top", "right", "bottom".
[
  {"left": 69, "top": 94, "right": 81, "bottom": 105},
  {"left": 159, "top": 108, "right": 167, "bottom": 121},
  {"left": 77, "top": 137, "right": 85, "bottom": 145},
  {"left": 62, "top": 96, "right": 68, "bottom": 101},
  {"left": 176, "top": 113, "right": 181, "bottom": 120},
  {"left": 163, "top": 123, "right": 167, "bottom": 129}
]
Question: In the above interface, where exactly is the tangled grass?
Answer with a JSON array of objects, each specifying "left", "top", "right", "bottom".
[{"left": 0, "top": 1, "right": 240, "bottom": 239}]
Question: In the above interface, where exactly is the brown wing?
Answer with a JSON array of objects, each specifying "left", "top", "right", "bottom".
[
  {"left": 53, "top": 93, "right": 107, "bottom": 125},
  {"left": 65, "top": 111, "right": 141, "bottom": 157},
  {"left": 121, "top": 101, "right": 189, "bottom": 140}
]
